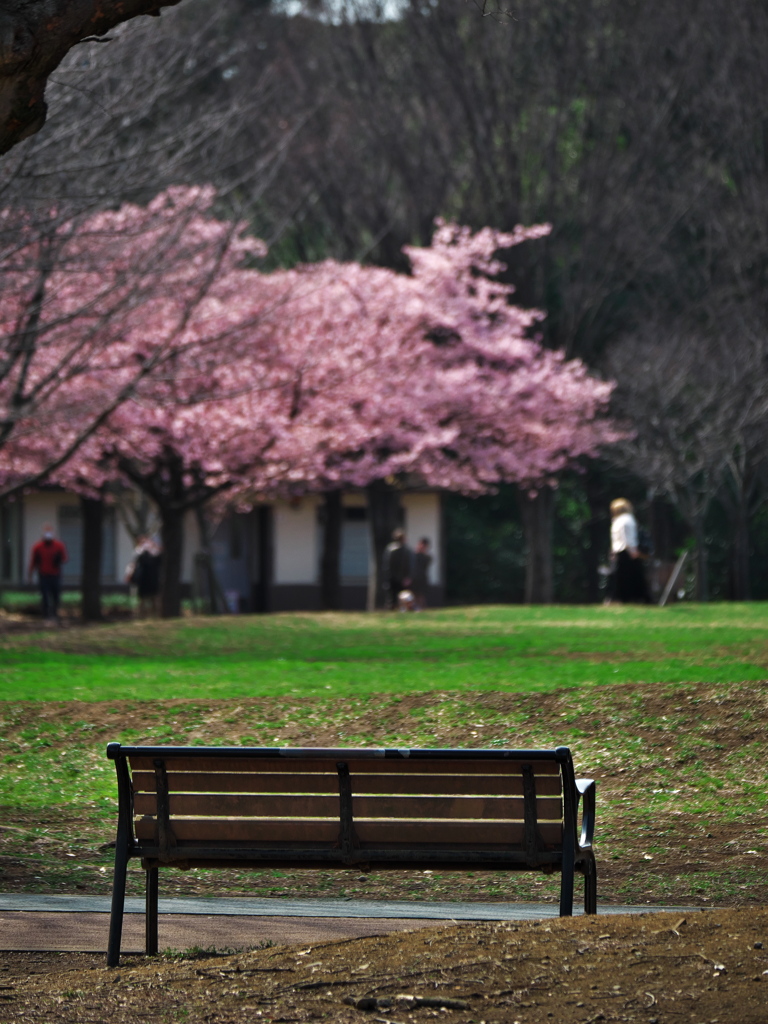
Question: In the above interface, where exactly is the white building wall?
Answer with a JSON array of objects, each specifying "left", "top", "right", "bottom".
[
  {"left": 19, "top": 492, "right": 198, "bottom": 586},
  {"left": 274, "top": 497, "right": 320, "bottom": 584},
  {"left": 181, "top": 510, "right": 200, "bottom": 584},
  {"left": 402, "top": 492, "right": 441, "bottom": 584},
  {"left": 15, "top": 489, "right": 443, "bottom": 597}
]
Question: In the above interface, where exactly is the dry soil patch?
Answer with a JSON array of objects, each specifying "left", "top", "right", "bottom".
[{"left": 1, "top": 908, "right": 768, "bottom": 1023}]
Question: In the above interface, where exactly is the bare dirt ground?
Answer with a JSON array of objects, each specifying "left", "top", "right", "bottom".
[{"left": 2, "top": 908, "right": 768, "bottom": 1023}]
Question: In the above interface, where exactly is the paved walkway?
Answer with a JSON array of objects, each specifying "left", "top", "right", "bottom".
[{"left": 0, "top": 896, "right": 697, "bottom": 954}]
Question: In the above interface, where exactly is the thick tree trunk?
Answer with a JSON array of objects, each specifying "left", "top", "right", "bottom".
[
  {"left": 366, "top": 479, "right": 402, "bottom": 611},
  {"left": 0, "top": 0, "right": 183, "bottom": 156},
  {"left": 650, "top": 497, "right": 675, "bottom": 562},
  {"left": 80, "top": 494, "right": 103, "bottom": 622},
  {"left": 693, "top": 517, "right": 709, "bottom": 602},
  {"left": 159, "top": 507, "right": 185, "bottom": 618},
  {"left": 584, "top": 470, "right": 606, "bottom": 604},
  {"left": 518, "top": 487, "right": 555, "bottom": 604},
  {"left": 252, "top": 506, "right": 273, "bottom": 614},
  {"left": 116, "top": 449, "right": 219, "bottom": 619},
  {"left": 730, "top": 501, "right": 751, "bottom": 601},
  {"left": 320, "top": 489, "right": 343, "bottom": 611},
  {"left": 194, "top": 506, "right": 228, "bottom": 614}
]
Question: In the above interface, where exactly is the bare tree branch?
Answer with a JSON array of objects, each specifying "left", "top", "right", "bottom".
[{"left": 0, "top": 0, "right": 184, "bottom": 155}]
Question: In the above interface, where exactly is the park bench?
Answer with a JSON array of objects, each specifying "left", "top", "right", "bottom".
[{"left": 105, "top": 743, "right": 596, "bottom": 966}]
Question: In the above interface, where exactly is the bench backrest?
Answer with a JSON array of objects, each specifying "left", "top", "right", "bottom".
[{"left": 108, "top": 744, "right": 579, "bottom": 869}]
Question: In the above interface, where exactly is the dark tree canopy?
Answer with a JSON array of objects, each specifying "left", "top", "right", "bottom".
[{"left": 0, "top": 0, "right": 183, "bottom": 154}]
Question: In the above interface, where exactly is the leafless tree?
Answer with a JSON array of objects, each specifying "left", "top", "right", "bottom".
[{"left": 606, "top": 320, "right": 768, "bottom": 601}]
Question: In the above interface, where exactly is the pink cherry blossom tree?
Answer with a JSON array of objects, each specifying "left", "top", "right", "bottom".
[
  {"left": 9, "top": 192, "right": 617, "bottom": 616},
  {"left": 262, "top": 222, "right": 619, "bottom": 606},
  {"left": 51, "top": 253, "right": 446, "bottom": 617},
  {"left": 402, "top": 220, "right": 620, "bottom": 603},
  {"left": 0, "top": 185, "right": 269, "bottom": 618},
  {"left": 51, "top": 255, "right": 297, "bottom": 618},
  {"left": 85, "top": 258, "right": 433, "bottom": 617},
  {"left": 111, "top": 222, "right": 617, "bottom": 613},
  {"left": 0, "top": 185, "right": 265, "bottom": 499}
]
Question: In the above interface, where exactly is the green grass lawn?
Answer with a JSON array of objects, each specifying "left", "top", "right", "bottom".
[
  {"left": 1, "top": 602, "right": 768, "bottom": 700},
  {"left": 1, "top": 603, "right": 767, "bottom": 908}
]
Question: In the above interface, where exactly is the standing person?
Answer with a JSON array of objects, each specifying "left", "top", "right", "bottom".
[
  {"left": 28, "top": 523, "right": 68, "bottom": 622},
  {"left": 411, "top": 537, "right": 432, "bottom": 610},
  {"left": 382, "top": 528, "right": 412, "bottom": 610},
  {"left": 610, "top": 498, "right": 650, "bottom": 603},
  {"left": 126, "top": 537, "right": 163, "bottom": 617}
]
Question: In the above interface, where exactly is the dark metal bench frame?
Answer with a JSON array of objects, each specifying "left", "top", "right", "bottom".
[{"left": 106, "top": 743, "right": 596, "bottom": 966}]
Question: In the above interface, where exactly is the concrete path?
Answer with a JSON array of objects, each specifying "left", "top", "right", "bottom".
[
  {"left": 0, "top": 895, "right": 697, "bottom": 954},
  {"left": 0, "top": 910, "right": 440, "bottom": 953}
]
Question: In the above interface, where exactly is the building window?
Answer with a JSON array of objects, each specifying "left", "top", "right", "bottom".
[
  {"left": 316, "top": 503, "right": 370, "bottom": 583},
  {"left": 340, "top": 507, "right": 369, "bottom": 580}
]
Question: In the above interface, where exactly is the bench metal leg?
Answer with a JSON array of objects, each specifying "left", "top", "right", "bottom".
[
  {"left": 146, "top": 867, "right": 159, "bottom": 955},
  {"left": 583, "top": 853, "right": 597, "bottom": 915},
  {"left": 559, "top": 849, "right": 575, "bottom": 916},
  {"left": 107, "top": 837, "right": 129, "bottom": 967}
]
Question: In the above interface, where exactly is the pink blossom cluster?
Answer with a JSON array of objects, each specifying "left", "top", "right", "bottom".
[{"left": 0, "top": 187, "right": 618, "bottom": 506}]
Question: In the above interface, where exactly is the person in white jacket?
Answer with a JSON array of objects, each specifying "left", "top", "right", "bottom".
[{"left": 610, "top": 498, "right": 650, "bottom": 602}]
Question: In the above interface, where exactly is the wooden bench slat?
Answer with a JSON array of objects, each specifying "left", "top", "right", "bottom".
[
  {"left": 134, "top": 792, "right": 338, "bottom": 817},
  {"left": 133, "top": 792, "right": 564, "bottom": 819},
  {"left": 143, "top": 854, "right": 563, "bottom": 870},
  {"left": 362, "top": 820, "right": 562, "bottom": 844},
  {"left": 134, "top": 817, "right": 563, "bottom": 846},
  {"left": 127, "top": 755, "right": 562, "bottom": 775},
  {"left": 130, "top": 771, "right": 563, "bottom": 797},
  {"left": 132, "top": 771, "right": 337, "bottom": 795}
]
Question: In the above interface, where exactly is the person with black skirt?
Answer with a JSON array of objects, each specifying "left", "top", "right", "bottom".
[{"left": 610, "top": 498, "right": 650, "bottom": 603}]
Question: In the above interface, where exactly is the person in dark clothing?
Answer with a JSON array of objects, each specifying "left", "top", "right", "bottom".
[
  {"left": 127, "top": 537, "right": 162, "bottom": 617},
  {"left": 411, "top": 537, "right": 432, "bottom": 610},
  {"left": 609, "top": 498, "right": 651, "bottom": 603},
  {"left": 382, "top": 528, "right": 413, "bottom": 610},
  {"left": 28, "top": 523, "right": 68, "bottom": 621}
]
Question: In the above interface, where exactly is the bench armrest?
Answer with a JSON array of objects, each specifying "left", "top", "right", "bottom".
[{"left": 575, "top": 778, "right": 596, "bottom": 849}]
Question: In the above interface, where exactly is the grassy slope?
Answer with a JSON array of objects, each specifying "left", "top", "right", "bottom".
[
  {"left": 1, "top": 603, "right": 767, "bottom": 700},
  {"left": 1, "top": 604, "right": 767, "bottom": 906}
]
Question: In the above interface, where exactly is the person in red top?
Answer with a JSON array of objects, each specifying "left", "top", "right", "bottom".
[{"left": 28, "top": 523, "right": 68, "bottom": 621}]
